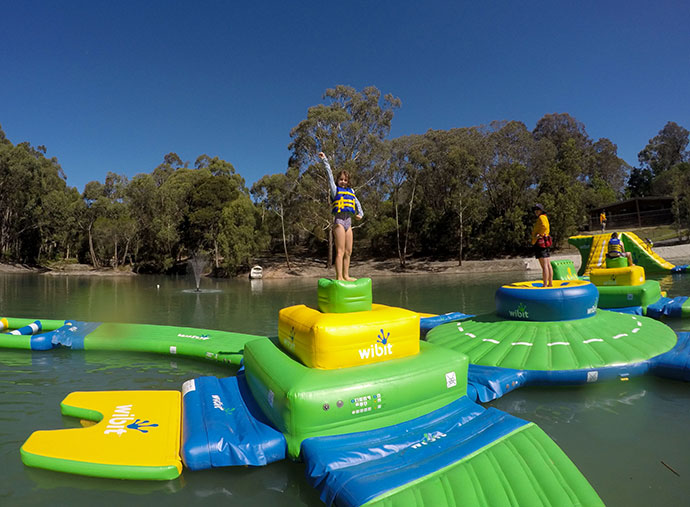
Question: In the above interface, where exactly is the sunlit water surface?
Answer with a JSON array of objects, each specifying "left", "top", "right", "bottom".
[{"left": 1, "top": 268, "right": 689, "bottom": 506}]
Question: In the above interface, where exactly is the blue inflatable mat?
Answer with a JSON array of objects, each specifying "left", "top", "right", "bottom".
[
  {"left": 420, "top": 312, "right": 473, "bottom": 333},
  {"left": 302, "top": 396, "right": 528, "bottom": 506},
  {"left": 466, "top": 361, "right": 651, "bottom": 402},
  {"left": 181, "top": 373, "right": 286, "bottom": 470},
  {"left": 604, "top": 305, "right": 644, "bottom": 315},
  {"left": 650, "top": 332, "right": 690, "bottom": 381},
  {"left": 33, "top": 320, "right": 102, "bottom": 350}
]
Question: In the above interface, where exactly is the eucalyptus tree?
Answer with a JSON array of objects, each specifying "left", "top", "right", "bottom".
[
  {"left": 0, "top": 138, "right": 69, "bottom": 262},
  {"left": 533, "top": 113, "right": 591, "bottom": 155},
  {"left": 411, "top": 129, "right": 484, "bottom": 263},
  {"left": 217, "top": 194, "right": 265, "bottom": 275},
  {"left": 477, "top": 121, "right": 539, "bottom": 255},
  {"left": 182, "top": 170, "right": 233, "bottom": 267},
  {"left": 180, "top": 157, "right": 254, "bottom": 271},
  {"left": 251, "top": 167, "right": 299, "bottom": 269},
  {"left": 638, "top": 122, "right": 689, "bottom": 177},
  {"left": 628, "top": 122, "right": 690, "bottom": 198},
  {"left": 589, "top": 138, "right": 629, "bottom": 203},
  {"left": 533, "top": 113, "right": 629, "bottom": 210},
  {"left": 38, "top": 187, "right": 84, "bottom": 261},
  {"left": 372, "top": 136, "right": 420, "bottom": 266},
  {"left": 288, "top": 85, "right": 401, "bottom": 265},
  {"left": 532, "top": 113, "right": 602, "bottom": 238},
  {"left": 83, "top": 172, "right": 133, "bottom": 267}
]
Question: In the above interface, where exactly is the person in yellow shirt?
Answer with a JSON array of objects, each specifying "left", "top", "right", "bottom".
[
  {"left": 599, "top": 210, "right": 607, "bottom": 233},
  {"left": 531, "top": 204, "right": 553, "bottom": 287}
]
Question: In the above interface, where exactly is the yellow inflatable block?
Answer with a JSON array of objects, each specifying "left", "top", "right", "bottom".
[
  {"left": 21, "top": 390, "right": 182, "bottom": 480},
  {"left": 278, "top": 304, "right": 420, "bottom": 369},
  {"left": 590, "top": 265, "right": 646, "bottom": 286}
]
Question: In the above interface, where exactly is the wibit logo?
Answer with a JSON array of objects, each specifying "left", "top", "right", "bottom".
[
  {"left": 178, "top": 333, "right": 210, "bottom": 340},
  {"left": 282, "top": 326, "right": 296, "bottom": 351},
  {"left": 508, "top": 303, "right": 529, "bottom": 319},
  {"left": 411, "top": 431, "right": 447, "bottom": 449},
  {"left": 104, "top": 405, "right": 158, "bottom": 436},
  {"left": 212, "top": 394, "right": 236, "bottom": 415},
  {"left": 358, "top": 329, "right": 393, "bottom": 359}
]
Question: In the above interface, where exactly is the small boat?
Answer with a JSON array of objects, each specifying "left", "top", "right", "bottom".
[{"left": 249, "top": 265, "right": 263, "bottom": 279}]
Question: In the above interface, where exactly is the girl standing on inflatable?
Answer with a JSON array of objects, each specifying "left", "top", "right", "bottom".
[
  {"left": 318, "top": 152, "right": 363, "bottom": 281},
  {"left": 531, "top": 203, "right": 553, "bottom": 287}
]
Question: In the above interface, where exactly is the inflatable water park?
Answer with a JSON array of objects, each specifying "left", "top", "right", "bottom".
[{"left": 3, "top": 232, "right": 690, "bottom": 506}]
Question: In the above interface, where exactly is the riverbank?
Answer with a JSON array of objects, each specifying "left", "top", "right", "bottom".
[
  {"left": 250, "top": 255, "right": 574, "bottom": 279},
  {"left": 248, "top": 243, "right": 690, "bottom": 279},
  {"left": 1, "top": 243, "right": 688, "bottom": 278},
  {"left": 0, "top": 262, "right": 136, "bottom": 276}
]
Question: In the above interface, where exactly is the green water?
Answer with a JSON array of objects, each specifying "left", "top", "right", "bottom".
[{"left": 1, "top": 270, "right": 689, "bottom": 506}]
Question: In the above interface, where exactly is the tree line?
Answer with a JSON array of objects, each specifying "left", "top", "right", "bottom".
[{"left": 1, "top": 85, "right": 688, "bottom": 274}]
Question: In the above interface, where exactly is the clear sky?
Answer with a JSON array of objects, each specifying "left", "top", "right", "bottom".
[{"left": 2, "top": 0, "right": 688, "bottom": 192}]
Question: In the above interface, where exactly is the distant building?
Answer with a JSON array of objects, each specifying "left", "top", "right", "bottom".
[{"left": 590, "top": 197, "right": 673, "bottom": 230}]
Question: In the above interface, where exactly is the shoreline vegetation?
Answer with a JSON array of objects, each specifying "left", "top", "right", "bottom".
[
  {"left": 2, "top": 104, "right": 689, "bottom": 281},
  {"left": 3, "top": 243, "right": 689, "bottom": 280}
]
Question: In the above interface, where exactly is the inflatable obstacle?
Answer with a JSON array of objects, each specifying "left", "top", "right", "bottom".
[
  {"left": 244, "top": 337, "right": 467, "bottom": 458},
  {"left": 553, "top": 259, "right": 690, "bottom": 319},
  {"left": 496, "top": 280, "right": 598, "bottom": 321},
  {"left": 302, "top": 397, "right": 603, "bottom": 506},
  {"left": 569, "top": 232, "right": 685, "bottom": 275},
  {"left": 21, "top": 390, "right": 182, "bottom": 480},
  {"left": 650, "top": 332, "right": 690, "bottom": 381},
  {"left": 277, "top": 304, "right": 420, "bottom": 369},
  {"left": 181, "top": 373, "right": 286, "bottom": 470},
  {"left": 0, "top": 318, "right": 265, "bottom": 364},
  {"left": 550, "top": 259, "right": 580, "bottom": 281},
  {"left": 427, "top": 278, "right": 678, "bottom": 401},
  {"left": 16, "top": 277, "right": 604, "bottom": 505}
]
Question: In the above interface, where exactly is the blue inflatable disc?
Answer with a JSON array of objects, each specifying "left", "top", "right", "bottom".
[{"left": 495, "top": 280, "right": 599, "bottom": 322}]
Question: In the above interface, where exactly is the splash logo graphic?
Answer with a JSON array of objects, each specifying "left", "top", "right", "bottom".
[
  {"left": 211, "top": 394, "right": 236, "bottom": 415},
  {"left": 282, "top": 326, "right": 296, "bottom": 351},
  {"left": 587, "top": 304, "right": 597, "bottom": 315},
  {"left": 178, "top": 333, "right": 210, "bottom": 340},
  {"left": 358, "top": 329, "right": 393, "bottom": 359},
  {"left": 411, "top": 431, "right": 447, "bottom": 449},
  {"left": 508, "top": 303, "right": 529, "bottom": 319},
  {"left": 104, "top": 404, "right": 158, "bottom": 436},
  {"left": 212, "top": 394, "right": 224, "bottom": 411}
]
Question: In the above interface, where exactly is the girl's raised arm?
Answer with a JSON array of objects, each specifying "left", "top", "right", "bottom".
[{"left": 318, "top": 152, "right": 337, "bottom": 199}]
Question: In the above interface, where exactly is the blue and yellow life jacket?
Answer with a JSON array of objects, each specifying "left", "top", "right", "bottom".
[
  {"left": 331, "top": 186, "right": 356, "bottom": 214},
  {"left": 608, "top": 237, "right": 623, "bottom": 254}
]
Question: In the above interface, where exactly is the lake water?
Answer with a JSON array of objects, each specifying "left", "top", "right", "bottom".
[{"left": 1, "top": 269, "right": 689, "bottom": 506}]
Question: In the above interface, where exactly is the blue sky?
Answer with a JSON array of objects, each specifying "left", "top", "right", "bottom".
[{"left": 2, "top": 1, "right": 688, "bottom": 192}]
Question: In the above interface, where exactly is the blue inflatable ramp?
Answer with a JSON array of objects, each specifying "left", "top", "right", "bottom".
[
  {"left": 650, "top": 332, "right": 690, "bottom": 381},
  {"left": 302, "top": 396, "right": 602, "bottom": 506},
  {"left": 646, "top": 296, "right": 690, "bottom": 319},
  {"left": 181, "top": 373, "right": 286, "bottom": 470}
]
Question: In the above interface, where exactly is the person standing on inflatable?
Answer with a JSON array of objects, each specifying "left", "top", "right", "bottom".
[
  {"left": 318, "top": 152, "right": 363, "bottom": 281},
  {"left": 531, "top": 204, "right": 553, "bottom": 287},
  {"left": 599, "top": 210, "right": 607, "bottom": 233}
]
